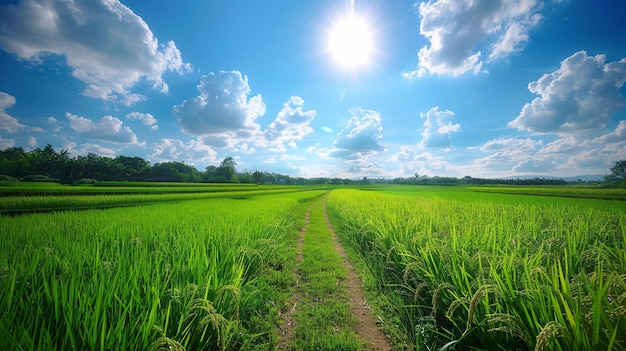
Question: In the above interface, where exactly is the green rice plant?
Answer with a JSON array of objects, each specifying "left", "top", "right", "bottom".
[
  {"left": 468, "top": 186, "right": 626, "bottom": 200},
  {"left": 327, "top": 188, "right": 626, "bottom": 351},
  {"left": 0, "top": 190, "right": 326, "bottom": 350},
  {"left": 0, "top": 187, "right": 315, "bottom": 214}
]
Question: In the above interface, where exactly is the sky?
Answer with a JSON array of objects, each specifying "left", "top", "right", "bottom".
[{"left": 0, "top": 0, "right": 625, "bottom": 179}]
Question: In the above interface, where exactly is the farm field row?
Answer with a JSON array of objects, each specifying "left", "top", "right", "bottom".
[
  {"left": 467, "top": 186, "right": 626, "bottom": 201},
  {"left": 0, "top": 188, "right": 317, "bottom": 215},
  {"left": 327, "top": 187, "right": 626, "bottom": 350},
  {"left": 0, "top": 181, "right": 293, "bottom": 196}
]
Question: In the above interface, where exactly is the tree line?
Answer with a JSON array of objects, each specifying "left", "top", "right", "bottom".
[
  {"left": 0, "top": 145, "right": 624, "bottom": 187},
  {"left": 0, "top": 145, "right": 346, "bottom": 185}
]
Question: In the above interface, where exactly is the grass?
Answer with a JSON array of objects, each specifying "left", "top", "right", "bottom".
[
  {"left": 467, "top": 185, "right": 626, "bottom": 200},
  {"left": 327, "top": 187, "right": 626, "bottom": 351},
  {"left": 3, "top": 183, "right": 624, "bottom": 350},
  {"left": 0, "top": 188, "right": 318, "bottom": 214},
  {"left": 0, "top": 181, "right": 309, "bottom": 196},
  {"left": 0, "top": 190, "right": 326, "bottom": 350},
  {"left": 286, "top": 194, "right": 365, "bottom": 351}
]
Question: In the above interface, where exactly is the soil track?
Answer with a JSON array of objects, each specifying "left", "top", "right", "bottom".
[
  {"left": 278, "top": 197, "right": 391, "bottom": 350},
  {"left": 323, "top": 200, "right": 392, "bottom": 350}
]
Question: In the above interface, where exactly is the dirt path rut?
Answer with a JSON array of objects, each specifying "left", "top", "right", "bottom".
[
  {"left": 278, "top": 196, "right": 392, "bottom": 350},
  {"left": 323, "top": 200, "right": 392, "bottom": 350}
]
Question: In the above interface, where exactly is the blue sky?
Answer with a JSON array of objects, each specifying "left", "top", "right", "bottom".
[{"left": 1, "top": 0, "right": 625, "bottom": 178}]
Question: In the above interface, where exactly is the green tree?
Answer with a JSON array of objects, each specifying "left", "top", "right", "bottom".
[
  {"left": 605, "top": 160, "right": 626, "bottom": 187},
  {"left": 151, "top": 161, "right": 200, "bottom": 182},
  {"left": 215, "top": 157, "right": 237, "bottom": 183},
  {"left": 251, "top": 170, "right": 263, "bottom": 184},
  {"left": 0, "top": 147, "right": 30, "bottom": 178},
  {"left": 204, "top": 165, "right": 218, "bottom": 182},
  {"left": 114, "top": 156, "right": 150, "bottom": 181}
]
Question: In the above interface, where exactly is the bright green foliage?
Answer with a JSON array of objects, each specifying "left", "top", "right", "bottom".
[
  {"left": 468, "top": 186, "right": 626, "bottom": 200},
  {"left": 0, "top": 191, "right": 324, "bottom": 350},
  {"left": 289, "top": 196, "right": 365, "bottom": 351},
  {"left": 327, "top": 188, "right": 626, "bottom": 351},
  {"left": 0, "top": 187, "right": 310, "bottom": 214}
]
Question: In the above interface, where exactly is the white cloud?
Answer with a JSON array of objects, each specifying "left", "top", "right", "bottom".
[
  {"left": 591, "top": 120, "right": 626, "bottom": 145},
  {"left": 0, "top": 92, "right": 26, "bottom": 133},
  {"left": 323, "top": 108, "right": 384, "bottom": 161},
  {"left": 345, "top": 162, "right": 387, "bottom": 176},
  {"left": 0, "top": 136, "right": 15, "bottom": 149},
  {"left": 27, "top": 136, "right": 37, "bottom": 148},
  {"left": 469, "top": 123, "right": 626, "bottom": 176},
  {"left": 419, "top": 106, "right": 460, "bottom": 149},
  {"left": 65, "top": 112, "right": 141, "bottom": 144},
  {"left": 406, "top": 0, "right": 543, "bottom": 77},
  {"left": 126, "top": 112, "right": 158, "bottom": 130},
  {"left": 474, "top": 137, "right": 546, "bottom": 171},
  {"left": 390, "top": 147, "right": 452, "bottom": 175},
  {"left": 0, "top": 0, "right": 191, "bottom": 103},
  {"left": 479, "top": 137, "right": 542, "bottom": 153},
  {"left": 47, "top": 116, "right": 61, "bottom": 131},
  {"left": 264, "top": 96, "right": 316, "bottom": 151},
  {"left": 173, "top": 71, "right": 266, "bottom": 145},
  {"left": 63, "top": 141, "right": 117, "bottom": 158},
  {"left": 509, "top": 51, "right": 626, "bottom": 136},
  {"left": 150, "top": 138, "right": 217, "bottom": 164},
  {"left": 121, "top": 94, "right": 147, "bottom": 107},
  {"left": 231, "top": 143, "right": 256, "bottom": 155}
]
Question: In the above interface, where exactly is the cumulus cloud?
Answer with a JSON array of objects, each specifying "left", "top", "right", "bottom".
[
  {"left": 509, "top": 51, "right": 626, "bottom": 136},
  {"left": 232, "top": 143, "right": 256, "bottom": 155},
  {"left": 0, "top": 92, "right": 26, "bottom": 133},
  {"left": 325, "top": 108, "right": 384, "bottom": 160},
  {"left": 591, "top": 120, "right": 626, "bottom": 145},
  {"left": 65, "top": 112, "right": 141, "bottom": 144},
  {"left": 173, "top": 71, "right": 266, "bottom": 144},
  {"left": 419, "top": 106, "right": 460, "bottom": 149},
  {"left": 405, "top": 0, "right": 543, "bottom": 78},
  {"left": 126, "top": 112, "right": 158, "bottom": 131},
  {"left": 150, "top": 138, "right": 218, "bottom": 164},
  {"left": 264, "top": 96, "right": 316, "bottom": 152},
  {"left": 479, "top": 137, "right": 542, "bottom": 153},
  {"left": 346, "top": 162, "right": 386, "bottom": 175},
  {"left": 0, "top": 0, "right": 191, "bottom": 103},
  {"left": 471, "top": 122, "right": 626, "bottom": 175},
  {"left": 390, "top": 147, "right": 451, "bottom": 175},
  {"left": 0, "top": 136, "right": 15, "bottom": 149},
  {"left": 48, "top": 116, "right": 61, "bottom": 132},
  {"left": 63, "top": 141, "right": 117, "bottom": 158},
  {"left": 468, "top": 137, "right": 548, "bottom": 174}
]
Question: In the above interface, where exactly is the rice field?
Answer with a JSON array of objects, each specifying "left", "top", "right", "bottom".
[
  {"left": 1, "top": 183, "right": 624, "bottom": 350},
  {"left": 0, "top": 188, "right": 324, "bottom": 350},
  {"left": 327, "top": 187, "right": 626, "bottom": 351}
]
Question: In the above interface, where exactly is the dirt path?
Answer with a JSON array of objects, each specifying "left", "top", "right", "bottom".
[
  {"left": 323, "top": 200, "right": 392, "bottom": 351},
  {"left": 278, "top": 198, "right": 392, "bottom": 350}
]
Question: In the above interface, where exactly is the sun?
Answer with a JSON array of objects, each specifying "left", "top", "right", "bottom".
[{"left": 328, "top": 12, "right": 373, "bottom": 69}]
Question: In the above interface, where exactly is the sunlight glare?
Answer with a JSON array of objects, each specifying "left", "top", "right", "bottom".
[{"left": 328, "top": 12, "right": 373, "bottom": 69}]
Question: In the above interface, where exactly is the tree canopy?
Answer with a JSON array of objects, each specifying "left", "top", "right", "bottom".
[
  {"left": 604, "top": 160, "right": 626, "bottom": 187},
  {"left": 1, "top": 145, "right": 620, "bottom": 186}
]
